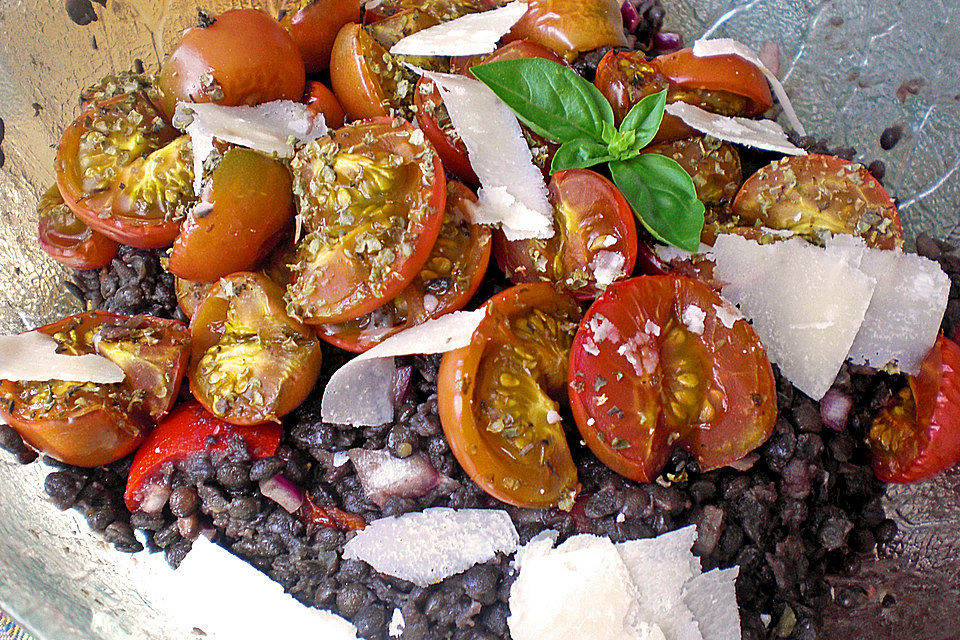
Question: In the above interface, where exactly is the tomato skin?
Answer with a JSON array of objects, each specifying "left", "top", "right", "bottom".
[
  {"left": 168, "top": 148, "right": 295, "bottom": 282},
  {"left": 278, "top": 0, "right": 361, "bottom": 73},
  {"left": 330, "top": 23, "right": 403, "bottom": 121},
  {"left": 568, "top": 276, "right": 777, "bottom": 482},
  {"left": 124, "top": 401, "right": 281, "bottom": 511},
  {"left": 55, "top": 94, "right": 189, "bottom": 249},
  {"left": 869, "top": 335, "right": 960, "bottom": 483},
  {"left": 38, "top": 185, "right": 119, "bottom": 270},
  {"left": 189, "top": 272, "right": 322, "bottom": 425},
  {"left": 413, "top": 77, "right": 478, "bottom": 185},
  {"left": 438, "top": 283, "right": 583, "bottom": 509},
  {"left": 732, "top": 154, "right": 903, "bottom": 250},
  {"left": 595, "top": 48, "right": 772, "bottom": 139},
  {"left": 304, "top": 81, "right": 346, "bottom": 129},
  {"left": 156, "top": 9, "right": 306, "bottom": 121},
  {"left": 495, "top": 168, "right": 637, "bottom": 300},
  {"left": 0, "top": 312, "right": 191, "bottom": 467},
  {"left": 287, "top": 117, "right": 447, "bottom": 324},
  {"left": 506, "top": 0, "right": 628, "bottom": 59},
  {"left": 317, "top": 181, "right": 491, "bottom": 352}
]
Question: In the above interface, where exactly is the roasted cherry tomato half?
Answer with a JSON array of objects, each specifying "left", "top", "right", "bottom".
[
  {"left": 595, "top": 48, "right": 773, "bottom": 139},
  {"left": 568, "top": 275, "right": 777, "bottom": 482},
  {"left": 189, "top": 272, "right": 322, "bottom": 425},
  {"left": 287, "top": 117, "right": 446, "bottom": 324},
  {"left": 330, "top": 23, "right": 418, "bottom": 121},
  {"left": 304, "top": 81, "right": 346, "bottom": 129},
  {"left": 732, "top": 154, "right": 903, "bottom": 249},
  {"left": 169, "top": 148, "right": 295, "bottom": 282},
  {"left": 364, "top": 0, "right": 501, "bottom": 23},
  {"left": 413, "top": 77, "right": 478, "bottom": 184},
  {"left": 364, "top": 6, "right": 441, "bottom": 50},
  {"left": 278, "top": 0, "right": 361, "bottom": 73},
  {"left": 506, "top": 0, "right": 628, "bottom": 59},
  {"left": 453, "top": 38, "right": 568, "bottom": 75},
  {"left": 438, "top": 283, "right": 583, "bottom": 509},
  {"left": 317, "top": 181, "right": 491, "bottom": 352},
  {"left": 175, "top": 277, "right": 213, "bottom": 320},
  {"left": 495, "top": 168, "right": 637, "bottom": 300},
  {"left": 55, "top": 93, "right": 193, "bottom": 248},
  {"left": 37, "top": 185, "right": 119, "bottom": 270},
  {"left": 156, "top": 8, "right": 305, "bottom": 122},
  {"left": 79, "top": 71, "right": 156, "bottom": 109},
  {"left": 0, "top": 312, "right": 191, "bottom": 467},
  {"left": 124, "top": 401, "right": 281, "bottom": 511},
  {"left": 869, "top": 335, "right": 960, "bottom": 483},
  {"left": 642, "top": 135, "right": 742, "bottom": 206}
]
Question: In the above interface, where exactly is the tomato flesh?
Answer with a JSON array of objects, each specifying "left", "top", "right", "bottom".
[
  {"left": 124, "top": 401, "right": 281, "bottom": 511},
  {"left": 595, "top": 48, "right": 773, "bottom": 139},
  {"left": 506, "top": 0, "right": 628, "bottom": 59},
  {"left": 438, "top": 283, "right": 582, "bottom": 509},
  {"left": 278, "top": 0, "right": 361, "bottom": 73},
  {"left": 56, "top": 93, "right": 192, "bottom": 248},
  {"left": 317, "top": 181, "right": 491, "bottom": 352},
  {"left": 568, "top": 276, "right": 777, "bottom": 482},
  {"left": 189, "top": 272, "right": 322, "bottom": 425},
  {"left": 287, "top": 118, "right": 446, "bottom": 324},
  {"left": 732, "top": 154, "right": 903, "bottom": 249},
  {"left": 495, "top": 169, "right": 637, "bottom": 299},
  {"left": 0, "top": 312, "right": 190, "bottom": 467},
  {"left": 156, "top": 8, "right": 305, "bottom": 121},
  {"left": 869, "top": 335, "right": 960, "bottom": 483},
  {"left": 38, "top": 185, "right": 119, "bottom": 270},
  {"left": 169, "top": 148, "right": 295, "bottom": 282}
]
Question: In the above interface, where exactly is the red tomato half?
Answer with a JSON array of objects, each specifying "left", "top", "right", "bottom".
[
  {"left": 0, "top": 312, "right": 190, "bottom": 467},
  {"left": 495, "top": 168, "right": 638, "bottom": 299},
  {"left": 568, "top": 276, "right": 777, "bottom": 482},
  {"left": 55, "top": 93, "right": 192, "bottom": 248},
  {"left": 506, "top": 0, "right": 628, "bottom": 59},
  {"left": 37, "top": 185, "right": 119, "bottom": 270},
  {"left": 156, "top": 8, "right": 305, "bottom": 121},
  {"left": 304, "top": 81, "right": 346, "bottom": 129},
  {"left": 869, "top": 335, "right": 960, "bottom": 483},
  {"left": 287, "top": 117, "right": 446, "bottom": 324},
  {"left": 124, "top": 402, "right": 281, "bottom": 511}
]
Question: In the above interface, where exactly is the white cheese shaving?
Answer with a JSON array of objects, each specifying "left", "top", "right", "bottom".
[
  {"left": 174, "top": 100, "right": 327, "bottom": 194},
  {"left": 390, "top": 1, "right": 527, "bottom": 57},
  {"left": 343, "top": 508, "right": 519, "bottom": 587},
  {"left": 682, "top": 567, "right": 741, "bottom": 640},
  {"left": 591, "top": 250, "right": 627, "bottom": 288},
  {"left": 389, "top": 608, "right": 405, "bottom": 637},
  {"left": 664, "top": 102, "right": 806, "bottom": 156},
  {"left": 414, "top": 69, "right": 553, "bottom": 241},
  {"left": 167, "top": 536, "right": 358, "bottom": 639},
  {"left": 692, "top": 37, "right": 806, "bottom": 136},
  {"left": 0, "top": 331, "right": 124, "bottom": 384},
  {"left": 681, "top": 305, "right": 706, "bottom": 335},
  {"left": 644, "top": 320, "right": 662, "bottom": 337},
  {"left": 713, "top": 303, "right": 744, "bottom": 329},
  {"left": 321, "top": 309, "right": 486, "bottom": 426}
]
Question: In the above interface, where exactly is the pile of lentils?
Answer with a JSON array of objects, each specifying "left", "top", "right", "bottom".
[{"left": 6, "top": 4, "right": 960, "bottom": 637}]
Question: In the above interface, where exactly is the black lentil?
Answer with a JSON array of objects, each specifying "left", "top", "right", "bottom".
[{"left": 65, "top": 0, "right": 98, "bottom": 25}]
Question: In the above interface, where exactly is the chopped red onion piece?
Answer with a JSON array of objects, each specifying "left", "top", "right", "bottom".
[
  {"left": 348, "top": 448, "right": 454, "bottom": 507},
  {"left": 620, "top": 0, "right": 643, "bottom": 32},
  {"left": 139, "top": 483, "right": 171, "bottom": 514},
  {"left": 259, "top": 474, "right": 305, "bottom": 513},
  {"left": 653, "top": 31, "right": 684, "bottom": 54},
  {"left": 393, "top": 365, "right": 413, "bottom": 408},
  {"left": 759, "top": 41, "right": 781, "bottom": 77},
  {"left": 820, "top": 388, "right": 853, "bottom": 431}
]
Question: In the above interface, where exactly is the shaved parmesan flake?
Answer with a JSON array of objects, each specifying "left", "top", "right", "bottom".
[
  {"left": 713, "top": 303, "right": 744, "bottom": 329},
  {"left": 343, "top": 508, "right": 519, "bottom": 587},
  {"left": 664, "top": 102, "right": 805, "bottom": 155},
  {"left": 321, "top": 310, "right": 486, "bottom": 426},
  {"left": 693, "top": 38, "right": 806, "bottom": 136},
  {"left": 592, "top": 250, "right": 626, "bottom": 287},
  {"left": 0, "top": 331, "right": 124, "bottom": 384},
  {"left": 174, "top": 100, "right": 327, "bottom": 193},
  {"left": 416, "top": 70, "right": 553, "bottom": 240},
  {"left": 389, "top": 609, "right": 405, "bottom": 637},
  {"left": 390, "top": 1, "right": 527, "bottom": 57},
  {"left": 682, "top": 305, "right": 706, "bottom": 335},
  {"left": 827, "top": 236, "right": 949, "bottom": 375},
  {"left": 713, "top": 235, "right": 876, "bottom": 400},
  {"left": 168, "top": 536, "right": 358, "bottom": 639},
  {"left": 683, "top": 568, "right": 741, "bottom": 640}
]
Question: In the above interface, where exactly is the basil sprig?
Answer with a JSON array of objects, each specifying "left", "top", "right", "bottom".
[{"left": 471, "top": 58, "right": 704, "bottom": 252}]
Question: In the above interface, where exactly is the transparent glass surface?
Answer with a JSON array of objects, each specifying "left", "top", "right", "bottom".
[{"left": 0, "top": 1, "right": 958, "bottom": 638}]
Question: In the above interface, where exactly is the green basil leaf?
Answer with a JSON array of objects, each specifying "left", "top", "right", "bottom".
[
  {"left": 609, "top": 154, "right": 705, "bottom": 252},
  {"left": 551, "top": 138, "right": 618, "bottom": 173},
  {"left": 619, "top": 90, "right": 667, "bottom": 150},
  {"left": 471, "top": 58, "right": 615, "bottom": 144}
]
